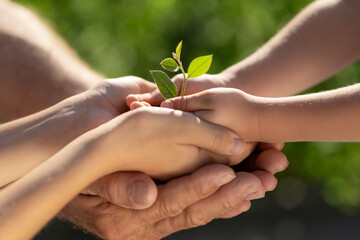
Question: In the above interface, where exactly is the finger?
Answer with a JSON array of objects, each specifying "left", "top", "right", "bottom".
[
  {"left": 251, "top": 170, "right": 278, "bottom": 192},
  {"left": 126, "top": 94, "right": 140, "bottom": 107},
  {"left": 254, "top": 149, "right": 289, "bottom": 174},
  {"left": 178, "top": 112, "right": 245, "bottom": 155},
  {"left": 150, "top": 172, "right": 263, "bottom": 236},
  {"left": 132, "top": 91, "right": 165, "bottom": 107},
  {"left": 82, "top": 172, "right": 157, "bottom": 209},
  {"left": 140, "top": 164, "right": 236, "bottom": 223},
  {"left": 205, "top": 142, "right": 256, "bottom": 167},
  {"left": 130, "top": 101, "right": 151, "bottom": 110},
  {"left": 219, "top": 201, "right": 251, "bottom": 219},
  {"left": 161, "top": 90, "right": 214, "bottom": 112},
  {"left": 233, "top": 148, "right": 288, "bottom": 174},
  {"left": 257, "top": 142, "right": 285, "bottom": 151},
  {"left": 133, "top": 75, "right": 185, "bottom": 106}
]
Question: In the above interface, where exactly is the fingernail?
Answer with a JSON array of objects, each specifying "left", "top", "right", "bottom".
[
  {"left": 218, "top": 174, "right": 236, "bottom": 186},
  {"left": 229, "top": 138, "right": 245, "bottom": 155},
  {"left": 130, "top": 181, "right": 149, "bottom": 206},
  {"left": 127, "top": 94, "right": 139, "bottom": 101},
  {"left": 243, "top": 186, "right": 264, "bottom": 200},
  {"left": 161, "top": 100, "right": 174, "bottom": 109},
  {"left": 245, "top": 191, "right": 265, "bottom": 201}
]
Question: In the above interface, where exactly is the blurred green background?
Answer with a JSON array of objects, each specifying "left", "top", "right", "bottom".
[{"left": 11, "top": 0, "right": 360, "bottom": 239}]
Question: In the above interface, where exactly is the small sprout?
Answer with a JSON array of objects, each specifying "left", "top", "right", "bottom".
[
  {"left": 150, "top": 41, "right": 213, "bottom": 99},
  {"left": 160, "top": 58, "right": 179, "bottom": 72},
  {"left": 187, "top": 55, "right": 213, "bottom": 78},
  {"left": 149, "top": 70, "right": 177, "bottom": 99},
  {"left": 176, "top": 41, "right": 182, "bottom": 59}
]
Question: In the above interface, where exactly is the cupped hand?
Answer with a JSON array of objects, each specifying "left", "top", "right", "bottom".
[
  {"left": 87, "top": 106, "right": 245, "bottom": 180},
  {"left": 130, "top": 101, "right": 258, "bottom": 170},
  {"left": 60, "top": 143, "right": 288, "bottom": 240}
]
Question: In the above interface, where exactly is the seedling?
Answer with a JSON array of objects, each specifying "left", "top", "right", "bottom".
[{"left": 150, "top": 41, "right": 213, "bottom": 99}]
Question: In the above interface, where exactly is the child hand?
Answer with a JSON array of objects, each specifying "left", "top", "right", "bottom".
[
  {"left": 126, "top": 73, "right": 229, "bottom": 107},
  {"left": 86, "top": 106, "right": 246, "bottom": 180},
  {"left": 160, "top": 88, "right": 260, "bottom": 143}
]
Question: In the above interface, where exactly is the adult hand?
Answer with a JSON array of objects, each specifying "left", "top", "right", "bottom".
[
  {"left": 60, "top": 143, "right": 288, "bottom": 240},
  {"left": 82, "top": 76, "right": 157, "bottom": 130}
]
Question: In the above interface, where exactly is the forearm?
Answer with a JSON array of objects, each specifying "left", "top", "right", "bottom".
[
  {"left": 255, "top": 83, "right": 360, "bottom": 142},
  {"left": 0, "top": 1, "right": 103, "bottom": 120},
  {"left": 0, "top": 93, "right": 97, "bottom": 187},
  {"left": 223, "top": 0, "right": 360, "bottom": 97},
  {"left": 0, "top": 135, "right": 107, "bottom": 240}
]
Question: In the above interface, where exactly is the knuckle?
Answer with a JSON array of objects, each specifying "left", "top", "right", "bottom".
[
  {"left": 160, "top": 201, "right": 184, "bottom": 217},
  {"left": 201, "top": 92, "right": 215, "bottom": 106},
  {"left": 185, "top": 212, "right": 211, "bottom": 228},
  {"left": 181, "top": 96, "right": 188, "bottom": 112},
  {"left": 212, "top": 128, "right": 232, "bottom": 154},
  {"left": 189, "top": 174, "right": 215, "bottom": 198},
  {"left": 220, "top": 196, "right": 237, "bottom": 210}
]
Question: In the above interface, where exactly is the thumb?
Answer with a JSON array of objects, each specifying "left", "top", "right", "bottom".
[{"left": 82, "top": 172, "right": 157, "bottom": 209}]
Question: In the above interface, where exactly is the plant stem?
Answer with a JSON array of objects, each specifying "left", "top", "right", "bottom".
[{"left": 178, "top": 61, "right": 188, "bottom": 97}]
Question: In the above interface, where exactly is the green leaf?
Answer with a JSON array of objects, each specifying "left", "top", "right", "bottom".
[
  {"left": 176, "top": 41, "right": 183, "bottom": 59},
  {"left": 150, "top": 70, "right": 177, "bottom": 99},
  {"left": 187, "top": 55, "right": 213, "bottom": 78},
  {"left": 160, "top": 58, "right": 179, "bottom": 72}
]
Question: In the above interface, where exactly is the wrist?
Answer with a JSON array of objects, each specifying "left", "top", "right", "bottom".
[
  {"left": 251, "top": 96, "right": 287, "bottom": 143},
  {"left": 71, "top": 132, "right": 116, "bottom": 178},
  {"left": 76, "top": 111, "right": 136, "bottom": 175},
  {"left": 238, "top": 93, "right": 264, "bottom": 142}
]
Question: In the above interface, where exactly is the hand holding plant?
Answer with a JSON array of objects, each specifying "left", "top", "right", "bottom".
[{"left": 150, "top": 41, "right": 213, "bottom": 99}]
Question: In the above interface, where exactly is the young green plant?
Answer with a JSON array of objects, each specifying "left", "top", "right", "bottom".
[{"left": 150, "top": 41, "right": 213, "bottom": 99}]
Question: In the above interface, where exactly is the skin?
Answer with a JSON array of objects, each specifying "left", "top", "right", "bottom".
[
  {"left": 0, "top": 1, "right": 288, "bottom": 239},
  {"left": 161, "top": 86, "right": 360, "bottom": 143},
  {"left": 0, "top": 98, "right": 284, "bottom": 239},
  {"left": 156, "top": 0, "right": 360, "bottom": 144},
  {"left": 0, "top": 76, "right": 157, "bottom": 187},
  {"left": 61, "top": 144, "right": 287, "bottom": 240},
  {"left": 0, "top": 0, "right": 102, "bottom": 120},
  {"left": 123, "top": 2, "right": 360, "bottom": 237},
  {"left": 134, "top": 0, "right": 360, "bottom": 104},
  {"left": 0, "top": 77, "right": 288, "bottom": 239}
]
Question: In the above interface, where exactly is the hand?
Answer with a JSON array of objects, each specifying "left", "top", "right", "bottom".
[
  {"left": 60, "top": 143, "right": 288, "bottom": 240},
  {"left": 126, "top": 73, "right": 229, "bottom": 107},
  {"left": 82, "top": 76, "right": 157, "bottom": 131},
  {"left": 125, "top": 75, "right": 264, "bottom": 164},
  {"left": 85, "top": 106, "right": 245, "bottom": 180},
  {"left": 161, "top": 88, "right": 260, "bottom": 142}
]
